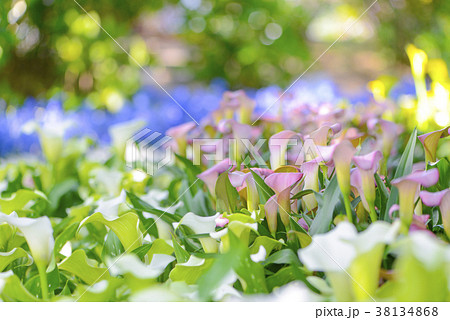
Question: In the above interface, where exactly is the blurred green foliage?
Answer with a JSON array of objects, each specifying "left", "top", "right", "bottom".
[{"left": 1, "top": 0, "right": 450, "bottom": 108}]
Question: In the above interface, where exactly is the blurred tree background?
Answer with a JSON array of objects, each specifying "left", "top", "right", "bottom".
[{"left": 1, "top": 0, "right": 449, "bottom": 109}]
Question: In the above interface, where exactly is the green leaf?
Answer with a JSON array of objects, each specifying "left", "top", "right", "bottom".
[
  {"left": 291, "top": 189, "right": 315, "bottom": 200},
  {"left": 262, "top": 249, "right": 301, "bottom": 266},
  {"left": 215, "top": 171, "right": 239, "bottom": 213},
  {"left": 249, "top": 168, "right": 275, "bottom": 203},
  {"left": 102, "top": 230, "right": 125, "bottom": 260},
  {"left": 0, "top": 273, "right": 38, "bottom": 302},
  {"left": 146, "top": 239, "right": 174, "bottom": 262},
  {"left": 375, "top": 173, "right": 389, "bottom": 220},
  {"left": 131, "top": 244, "right": 152, "bottom": 260},
  {"left": 428, "top": 158, "right": 450, "bottom": 190},
  {"left": 125, "top": 191, "right": 180, "bottom": 224},
  {"left": 54, "top": 222, "right": 79, "bottom": 256},
  {"left": 0, "top": 189, "right": 48, "bottom": 215},
  {"left": 172, "top": 237, "right": 190, "bottom": 263},
  {"left": 249, "top": 236, "right": 284, "bottom": 257},
  {"left": 169, "top": 257, "right": 215, "bottom": 285},
  {"left": 384, "top": 128, "right": 417, "bottom": 221},
  {"left": 79, "top": 212, "right": 143, "bottom": 251},
  {"left": 59, "top": 250, "right": 110, "bottom": 285},
  {"left": 0, "top": 248, "right": 33, "bottom": 271},
  {"left": 309, "top": 175, "right": 340, "bottom": 235}
]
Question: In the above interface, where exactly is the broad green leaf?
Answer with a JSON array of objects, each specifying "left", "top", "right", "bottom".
[
  {"left": 147, "top": 239, "right": 174, "bottom": 262},
  {"left": 169, "top": 256, "right": 215, "bottom": 284},
  {"left": 25, "top": 267, "right": 60, "bottom": 298},
  {"left": 54, "top": 222, "right": 79, "bottom": 256},
  {"left": 262, "top": 249, "right": 301, "bottom": 266},
  {"left": 0, "top": 272, "right": 38, "bottom": 302},
  {"left": 0, "top": 248, "right": 33, "bottom": 271},
  {"left": 59, "top": 249, "right": 110, "bottom": 285},
  {"left": 0, "top": 189, "right": 48, "bottom": 215},
  {"left": 384, "top": 128, "right": 417, "bottom": 221},
  {"left": 74, "top": 278, "right": 124, "bottom": 302},
  {"left": 309, "top": 175, "right": 340, "bottom": 235},
  {"left": 79, "top": 212, "right": 143, "bottom": 251},
  {"left": 249, "top": 236, "right": 284, "bottom": 257}
]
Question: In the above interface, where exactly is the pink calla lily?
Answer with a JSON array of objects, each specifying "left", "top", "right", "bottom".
[
  {"left": 166, "top": 121, "right": 196, "bottom": 156},
  {"left": 391, "top": 169, "right": 439, "bottom": 231},
  {"left": 264, "top": 195, "right": 279, "bottom": 235},
  {"left": 419, "top": 189, "right": 450, "bottom": 238},
  {"left": 219, "top": 90, "right": 255, "bottom": 124},
  {"left": 228, "top": 171, "right": 259, "bottom": 212},
  {"left": 269, "top": 130, "right": 300, "bottom": 170},
  {"left": 265, "top": 172, "right": 304, "bottom": 226},
  {"left": 197, "top": 158, "right": 232, "bottom": 195},
  {"left": 300, "top": 160, "right": 320, "bottom": 211},
  {"left": 308, "top": 123, "right": 342, "bottom": 146},
  {"left": 332, "top": 140, "right": 356, "bottom": 222},
  {"left": 418, "top": 126, "right": 450, "bottom": 163},
  {"left": 352, "top": 150, "right": 383, "bottom": 221}
]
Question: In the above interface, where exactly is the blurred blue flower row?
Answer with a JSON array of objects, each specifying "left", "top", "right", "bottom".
[{"left": 0, "top": 76, "right": 408, "bottom": 157}]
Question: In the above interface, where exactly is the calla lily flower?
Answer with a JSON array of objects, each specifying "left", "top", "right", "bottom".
[
  {"left": 391, "top": 169, "right": 439, "bottom": 231},
  {"left": 0, "top": 212, "right": 54, "bottom": 269},
  {"left": 264, "top": 195, "right": 278, "bottom": 235},
  {"left": 228, "top": 171, "right": 259, "bottom": 212},
  {"left": 418, "top": 126, "right": 450, "bottom": 163},
  {"left": 419, "top": 189, "right": 450, "bottom": 238},
  {"left": 308, "top": 123, "right": 342, "bottom": 146},
  {"left": 269, "top": 130, "right": 299, "bottom": 170},
  {"left": 166, "top": 121, "right": 197, "bottom": 157},
  {"left": 317, "top": 141, "right": 356, "bottom": 222},
  {"left": 197, "top": 158, "right": 232, "bottom": 195},
  {"left": 300, "top": 160, "right": 320, "bottom": 211},
  {"left": 299, "top": 221, "right": 399, "bottom": 301},
  {"left": 265, "top": 172, "right": 303, "bottom": 226},
  {"left": 215, "top": 214, "right": 229, "bottom": 228},
  {"left": 352, "top": 150, "right": 382, "bottom": 221},
  {"left": 176, "top": 212, "right": 220, "bottom": 253},
  {"left": 0, "top": 212, "right": 55, "bottom": 300}
]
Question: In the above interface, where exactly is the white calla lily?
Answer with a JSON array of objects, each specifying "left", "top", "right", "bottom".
[
  {"left": 0, "top": 212, "right": 54, "bottom": 269},
  {"left": 299, "top": 221, "right": 400, "bottom": 301},
  {"left": 108, "top": 253, "right": 175, "bottom": 279},
  {"left": 176, "top": 212, "right": 220, "bottom": 253}
]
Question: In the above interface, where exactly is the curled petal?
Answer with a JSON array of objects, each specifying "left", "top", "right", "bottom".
[
  {"left": 419, "top": 190, "right": 449, "bottom": 207},
  {"left": 391, "top": 168, "right": 439, "bottom": 188},
  {"left": 353, "top": 150, "right": 382, "bottom": 173},
  {"left": 197, "top": 158, "right": 232, "bottom": 194},
  {"left": 166, "top": 122, "right": 196, "bottom": 139},
  {"left": 418, "top": 126, "right": 450, "bottom": 163},
  {"left": 269, "top": 130, "right": 300, "bottom": 170},
  {"left": 264, "top": 172, "right": 304, "bottom": 194}
]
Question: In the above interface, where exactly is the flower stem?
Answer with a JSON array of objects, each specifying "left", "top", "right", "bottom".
[
  {"left": 38, "top": 265, "right": 49, "bottom": 301},
  {"left": 343, "top": 195, "right": 353, "bottom": 224},
  {"left": 369, "top": 205, "right": 378, "bottom": 222}
]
